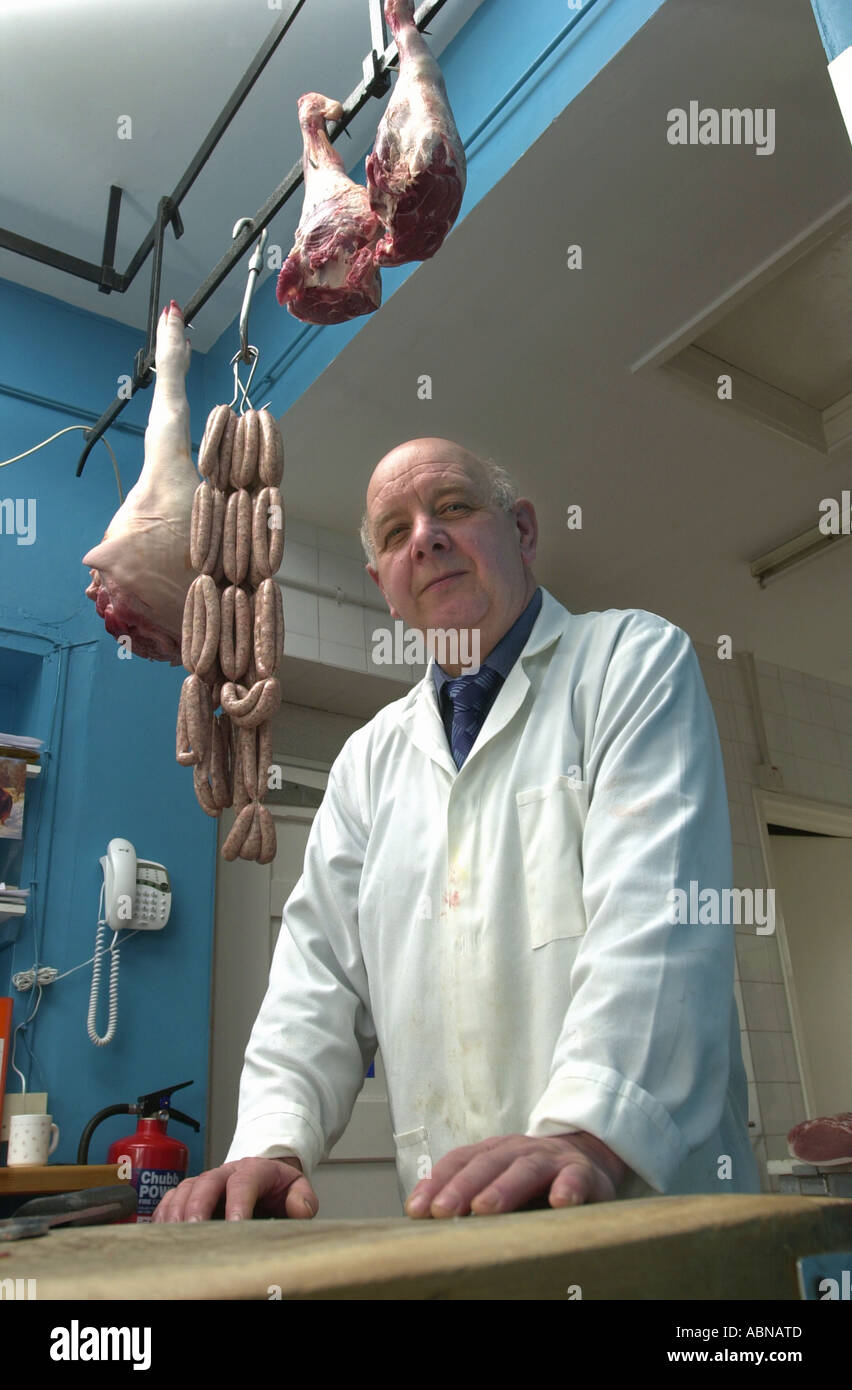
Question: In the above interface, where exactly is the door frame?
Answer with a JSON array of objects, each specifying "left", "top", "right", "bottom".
[{"left": 752, "top": 786, "right": 852, "bottom": 1118}]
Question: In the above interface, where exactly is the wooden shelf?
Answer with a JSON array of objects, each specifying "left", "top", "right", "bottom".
[{"left": 0, "top": 1164, "right": 126, "bottom": 1195}]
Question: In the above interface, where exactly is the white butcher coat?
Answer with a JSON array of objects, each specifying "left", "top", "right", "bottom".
[{"left": 227, "top": 587, "right": 760, "bottom": 1204}]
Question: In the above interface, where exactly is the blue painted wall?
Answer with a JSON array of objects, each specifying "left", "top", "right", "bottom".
[
  {"left": 0, "top": 0, "right": 664, "bottom": 1178},
  {"left": 0, "top": 280, "right": 214, "bottom": 1170}
]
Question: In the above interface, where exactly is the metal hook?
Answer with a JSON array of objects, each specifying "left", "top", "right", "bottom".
[
  {"left": 230, "top": 218, "right": 268, "bottom": 413},
  {"left": 229, "top": 345, "right": 260, "bottom": 413}
]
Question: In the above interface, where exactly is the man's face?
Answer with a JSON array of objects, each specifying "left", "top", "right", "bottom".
[{"left": 365, "top": 439, "right": 538, "bottom": 671}]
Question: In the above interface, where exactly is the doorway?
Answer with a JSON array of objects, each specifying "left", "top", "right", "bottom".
[{"left": 754, "top": 789, "right": 852, "bottom": 1119}]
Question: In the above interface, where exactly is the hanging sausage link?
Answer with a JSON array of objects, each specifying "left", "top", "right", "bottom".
[{"left": 176, "top": 403, "right": 285, "bottom": 862}]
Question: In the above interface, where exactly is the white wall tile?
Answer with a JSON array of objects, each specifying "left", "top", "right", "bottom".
[
  {"left": 741, "top": 981, "right": 783, "bottom": 1030},
  {"left": 700, "top": 659, "right": 727, "bottom": 699},
  {"left": 728, "top": 664, "right": 751, "bottom": 705},
  {"left": 812, "top": 725, "right": 841, "bottom": 764},
  {"left": 713, "top": 700, "right": 738, "bottom": 741},
  {"left": 280, "top": 540, "right": 318, "bottom": 586},
  {"left": 763, "top": 711, "right": 792, "bottom": 753},
  {"left": 283, "top": 518, "right": 318, "bottom": 547},
  {"left": 757, "top": 1082, "right": 794, "bottom": 1135},
  {"left": 737, "top": 744, "right": 761, "bottom": 784},
  {"left": 836, "top": 731, "right": 852, "bottom": 767},
  {"left": 757, "top": 674, "right": 785, "bottom": 716},
  {"left": 314, "top": 525, "right": 363, "bottom": 560},
  {"left": 820, "top": 763, "right": 849, "bottom": 804},
  {"left": 318, "top": 640, "right": 367, "bottom": 673},
  {"left": 318, "top": 549, "right": 368, "bottom": 602},
  {"left": 795, "top": 758, "right": 827, "bottom": 800},
  {"left": 782, "top": 682, "right": 810, "bottom": 721},
  {"left": 729, "top": 802, "right": 751, "bottom": 846},
  {"left": 749, "top": 1031, "right": 787, "bottom": 1082},
  {"left": 748, "top": 1082, "right": 761, "bottom": 1134},
  {"left": 780, "top": 667, "right": 804, "bottom": 686},
  {"left": 748, "top": 845, "right": 769, "bottom": 889},
  {"left": 805, "top": 687, "right": 834, "bottom": 727},
  {"left": 789, "top": 720, "right": 822, "bottom": 759},
  {"left": 741, "top": 1027, "right": 754, "bottom": 1081},
  {"left": 734, "top": 702, "right": 761, "bottom": 745},
  {"left": 719, "top": 739, "right": 744, "bottom": 784},
  {"left": 362, "top": 570, "right": 382, "bottom": 603},
  {"left": 764, "top": 1134, "right": 790, "bottom": 1161},
  {"left": 737, "top": 936, "right": 774, "bottom": 983},
  {"left": 282, "top": 586, "right": 318, "bottom": 638},
  {"left": 771, "top": 981, "right": 793, "bottom": 1030},
  {"left": 318, "top": 596, "right": 368, "bottom": 648},
  {"left": 831, "top": 697, "right": 852, "bottom": 734},
  {"left": 802, "top": 673, "right": 829, "bottom": 693},
  {"left": 284, "top": 631, "right": 319, "bottom": 662},
  {"left": 781, "top": 1032, "right": 800, "bottom": 1084}
]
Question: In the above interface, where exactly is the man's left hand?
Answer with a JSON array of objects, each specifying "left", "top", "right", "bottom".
[{"left": 404, "top": 1132, "right": 628, "bottom": 1218}]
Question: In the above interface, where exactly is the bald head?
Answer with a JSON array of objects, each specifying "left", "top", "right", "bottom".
[{"left": 362, "top": 436, "right": 538, "bottom": 674}]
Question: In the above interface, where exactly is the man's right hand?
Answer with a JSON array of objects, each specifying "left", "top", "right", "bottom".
[{"left": 151, "top": 1157, "right": 318, "bottom": 1223}]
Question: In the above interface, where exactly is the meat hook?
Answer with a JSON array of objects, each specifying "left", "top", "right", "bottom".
[{"left": 230, "top": 218, "right": 269, "bottom": 414}]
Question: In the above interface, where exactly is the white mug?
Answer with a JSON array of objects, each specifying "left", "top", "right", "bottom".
[{"left": 7, "top": 1113, "right": 60, "bottom": 1166}]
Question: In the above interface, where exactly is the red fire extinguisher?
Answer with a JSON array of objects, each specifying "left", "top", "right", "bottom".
[{"left": 77, "top": 1080, "right": 200, "bottom": 1222}]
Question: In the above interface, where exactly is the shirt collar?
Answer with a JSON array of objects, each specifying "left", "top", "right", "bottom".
[{"left": 432, "top": 586, "right": 543, "bottom": 695}]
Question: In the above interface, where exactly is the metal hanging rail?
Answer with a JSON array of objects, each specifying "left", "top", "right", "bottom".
[{"left": 0, "top": 0, "right": 450, "bottom": 476}]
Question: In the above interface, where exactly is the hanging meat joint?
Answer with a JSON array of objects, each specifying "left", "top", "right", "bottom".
[
  {"left": 276, "top": 93, "right": 383, "bottom": 325},
  {"left": 82, "top": 301, "right": 196, "bottom": 663},
  {"left": 366, "top": 0, "right": 467, "bottom": 267}
]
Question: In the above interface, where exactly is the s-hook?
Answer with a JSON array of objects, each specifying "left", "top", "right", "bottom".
[{"left": 230, "top": 218, "right": 269, "bottom": 414}]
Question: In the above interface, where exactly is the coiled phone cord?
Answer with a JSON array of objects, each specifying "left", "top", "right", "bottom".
[{"left": 87, "top": 886, "right": 120, "bottom": 1046}]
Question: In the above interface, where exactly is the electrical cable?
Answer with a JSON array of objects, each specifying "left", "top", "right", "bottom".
[{"left": 0, "top": 424, "right": 124, "bottom": 502}]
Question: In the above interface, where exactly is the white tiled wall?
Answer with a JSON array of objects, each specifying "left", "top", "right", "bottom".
[
  {"left": 694, "top": 644, "right": 852, "bottom": 1190},
  {"left": 280, "top": 518, "right": 426, "bottom": 683}
]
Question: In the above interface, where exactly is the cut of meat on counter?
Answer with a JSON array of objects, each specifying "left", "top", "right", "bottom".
[
  {"left": 788, "top": 1112, "right": 852, "bottom": 1165},
  {"left": 366, "top": 0, "right": 467, "bottom": 267},
  {"left": 276, "top": 93, "right": 383, "bottom": 325},
  {"left": 82, "top": 302, "right": 196, "bottom": 664}
]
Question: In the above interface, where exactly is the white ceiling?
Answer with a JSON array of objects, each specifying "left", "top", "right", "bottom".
[
  {"left": 0, "top": 0, "right": 485, "bottom": 349},
  {"left": 3, "top": 0, "right": 852, "bottom": 691},
  {"left": 274, "top": 0, "right": 852, "bottom": 687}
]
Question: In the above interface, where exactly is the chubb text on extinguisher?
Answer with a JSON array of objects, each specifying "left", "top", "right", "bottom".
[{"left": 136, "top": 1168, "right": 184, "bottom": 1218}]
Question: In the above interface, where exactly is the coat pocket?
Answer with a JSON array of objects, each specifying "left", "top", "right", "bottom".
[
  {"left": 516, "top": 775, "right": 589, "bottom": 948},
  {"left": 392, "top": 1125, "right": 432, "bottom": 1199}
]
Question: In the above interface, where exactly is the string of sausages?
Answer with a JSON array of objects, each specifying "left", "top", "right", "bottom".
[{"left": 176, "top": 405, "right": 285, "bottom": 864}]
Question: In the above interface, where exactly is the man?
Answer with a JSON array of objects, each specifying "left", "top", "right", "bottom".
[{"left": 154, "top": 436, "right": 758, "bottom": 1223}]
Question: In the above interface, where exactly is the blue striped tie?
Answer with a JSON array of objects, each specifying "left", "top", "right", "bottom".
[{"left": 445, "top": 666, "right": 502, "bottom": 768}]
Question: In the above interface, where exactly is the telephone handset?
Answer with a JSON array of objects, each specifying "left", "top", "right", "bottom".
[
  {"left": 100, "top": 837, "right": 171, "bottom": 931},
  {"left": 88, "top": 839, "right": 171, "bottom": 1046}
]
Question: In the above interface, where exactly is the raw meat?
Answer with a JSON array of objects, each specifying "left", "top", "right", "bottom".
[
  {"left": 366, "top": 0, "right": 467, "bottom": 267},
  {"left": 82, "top": 301, "right": 196, "bottom": 664},
  {"left": 788, "top": 1113, "right": 852, "bottom": 1165},
  {"left": 276, "top": 93, "right": 382, "bottom": 325}
]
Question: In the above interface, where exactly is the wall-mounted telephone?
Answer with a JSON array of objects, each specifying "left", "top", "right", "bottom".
[{"left": 88, "top": 839, "right": 171, "bottom": 1046}]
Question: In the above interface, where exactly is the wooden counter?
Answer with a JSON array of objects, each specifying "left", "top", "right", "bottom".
[
  {"left": 1, "top": 1194, "right": 851, "bottom": 1299},
  {"left": 0, "top": 1164, "right": 125, "bottom": 1196}
]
